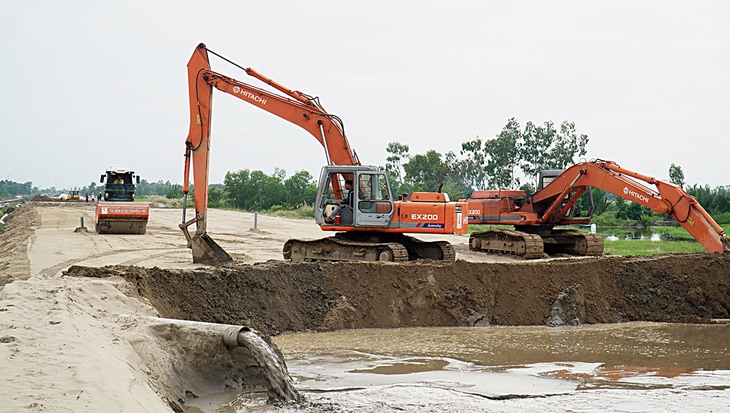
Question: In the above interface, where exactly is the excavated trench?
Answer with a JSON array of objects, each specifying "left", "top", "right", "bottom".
[
  {"left": 7, "top": 204, "right": 730, "bottom": 411},
  {"left": 66, "top": 253, "right": 730, "bottom": 336}
]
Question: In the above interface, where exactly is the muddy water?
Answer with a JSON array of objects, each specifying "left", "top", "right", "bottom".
[
  {"left": 236, "top": 330, "right": 300, "bottom": 402},
  {"left": 184, "top": 322, "right": 730, "bottom": 412}
]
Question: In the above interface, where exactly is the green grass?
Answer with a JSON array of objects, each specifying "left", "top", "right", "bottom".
[
  {"left": 602, "top": 238, "right": 706, "bottom": 256},
  {"left": 467, "top": 224, "right": 514, "bottom": 234},
  {"left": 604, "top": 223, "right": 730, "bottom": 256},
  {"left": 266, "top": 204, "right": 315, "bottom": 218},
  {"left": 137, "top": 195, "right": 199, "bottom": 209},
  {"left": 1, "top": 202, "right": 20, "bottom": 232}
]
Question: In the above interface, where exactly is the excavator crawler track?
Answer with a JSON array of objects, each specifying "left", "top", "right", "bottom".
[
  {"left": 469, "top": 230, "right": 544, "bottom": 259},
  {"left": 283, "top": 237, "right": 410, "bottom": 263},
  {"left": 544, "top": 230, "right": 604, "bottom": 256},
  {"left": 283, "top": 233, "right": 456, "bottom": 263},
  {"left": 402, "top": 238, "right": 455, "bottom": 261}
]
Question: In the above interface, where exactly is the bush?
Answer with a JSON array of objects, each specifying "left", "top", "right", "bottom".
[
  {"left": 712, "top": 212, "right": 730, "bottom": 224},
  {"left": 266, "top": 204, "right": 315, "bottom": 218}
]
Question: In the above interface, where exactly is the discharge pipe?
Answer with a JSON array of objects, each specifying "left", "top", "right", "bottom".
[
  {"left": 123, "top": 316, "right": 300, "bottom": 402},
  {"left": 141, "top": 316, "right": 253, "bottom": 346}
]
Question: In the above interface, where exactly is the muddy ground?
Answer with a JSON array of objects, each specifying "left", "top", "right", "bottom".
[
  {"left": 66, "top": 253, "right": 730, "bottom": 337},
  {"left": 2, "top": 202, "right": 730, "bottom": 412}
]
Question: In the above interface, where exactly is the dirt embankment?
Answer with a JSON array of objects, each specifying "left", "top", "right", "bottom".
[
  {"left": 66, "top": 253, "right": 730, "bottom": 336},
  {"left": 0, "top": 205, "right": 38, "bottom": 286},
  {"left": 5, "top": 203, "right": 730, "bottom": 412}
]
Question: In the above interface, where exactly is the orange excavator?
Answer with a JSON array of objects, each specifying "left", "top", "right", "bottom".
[
  {"left": 465, "top": 159, "right": 730, "bottom": 258},
  {"left": 181, "top": 43, "right": 468, "bottom": 264}
]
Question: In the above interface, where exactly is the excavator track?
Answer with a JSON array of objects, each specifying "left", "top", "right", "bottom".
[
  {"left": 282, "top": 233, "right": 456, "bottom": 263},
  {"left": 283, "top": 237, "right": 410, "bottom": 263},
  {"left": 469, "top": 230, "right": 544, "bottom": 259},
  {"left": 544, "top": 230, "right": 604, "bottom": 256},
  {"left": 399, "top": 237, "right": 456, "bottom": 261}
]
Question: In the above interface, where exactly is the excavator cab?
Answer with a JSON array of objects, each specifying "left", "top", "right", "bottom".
[
  {"left": 315, "top": 165, "right": 394, "bottom": 228},
  {"left": 535, "top": 169, "right": 595, "bottom": 220}
]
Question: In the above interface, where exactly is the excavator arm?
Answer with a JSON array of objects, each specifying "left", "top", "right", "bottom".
[
  {"left": 181, "top": 43, "right": 360, "bottom": 264},
  {"left": 532, "top": 160, "right": 730, "bottom": 253}
]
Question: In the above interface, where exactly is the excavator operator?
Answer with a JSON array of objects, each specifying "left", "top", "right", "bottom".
[{"left": 326, "top": 180, "right": 353, "bottom": 224}]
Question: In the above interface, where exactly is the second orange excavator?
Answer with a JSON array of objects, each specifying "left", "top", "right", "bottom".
[
  {"left": 464, "top": 159, "right": 730, "bottom": 258},
  {"left": 180, "top": 43, "right": 468, "bottom": 264}
]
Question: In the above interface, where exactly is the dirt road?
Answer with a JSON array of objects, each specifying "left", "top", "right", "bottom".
[
  {"left": 0, "top": 201, "right": 503, "bottom": 282},
  {"left": 1, "top": 202, "right": 729, "bottom": 412}
]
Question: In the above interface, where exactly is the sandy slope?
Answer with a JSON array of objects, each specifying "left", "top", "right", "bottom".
[
  {"left": 0, "top": 202, "right": 501, "bottom": 412},
  {"left": 8, "top": 202, "right": 724, "bottom": 412},
  {"left": 0, "top": 203, "right": 330, "bottom": 412}
]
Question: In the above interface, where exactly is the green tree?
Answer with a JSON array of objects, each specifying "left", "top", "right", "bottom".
[
  {"left": 458, "top": 136, "right": 488, "bottom": 189},
  {"left": 284, "top": 170, "right": 317, "bottom": 207},
  {"left": 137, "top": 180, "right": 176, "bottom": 196},
  {"left": 0, "top": 180, "right": 34, "bottom": 196},
  {"left": 224, "top": 169, "right": 254, "bottom": 209},
  {"left": 224, "top": 169, "right": 286, "bottom": 211},
  {"left": 614, "top": 196, "right": 628, "bottom": 219},
  {"left": 385, "top": 142, "right": 410, "bottom": 183},
  {"left": 403, "top": 150, "right": 448, "bottom": 192},
  {"left": 166, "top": 184, "right": 183, "bottom": 199},
  {"left": 668, "top": 164, "right": 685, "bottom": 188},
  {"left": 484, "top": 119, "right": 521, "bottom": 188},
  {"left": 520, "top": 120, "right": 588, "bottom": 178},
  {"left": 457, "top": 118, "right": 588, "bottom": 191},
  {"left": 441, "top": 151, "right": 471, "bottom": 200},
  {"left": 208, "top": 185, "right": 225, "bottom": 208},
  {"left": 625, "top": 201, "right": 643, "bottom": 220},
  {"left": 576, "top": 188, "right": 610, "bottom": 217}
]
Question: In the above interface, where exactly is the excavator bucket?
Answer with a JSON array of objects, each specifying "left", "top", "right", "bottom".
[
  {"left": 722, "top": 235, "right": 730, "bottom": 253},
  {"left": 179, "top": 216, "right": 232, "bottom": 265},
  {"left": 190, "top": 233, "right": 232, "bottom": 264},
  {"left": 95, "top": 203, "right": 149, "bottom": 235}
]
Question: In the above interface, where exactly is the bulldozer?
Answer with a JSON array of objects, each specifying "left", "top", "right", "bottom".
[{"left": 94, "top": 167, "right": 149, "bottom": 234}]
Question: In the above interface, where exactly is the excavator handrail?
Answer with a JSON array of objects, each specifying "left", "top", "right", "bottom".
[{"left": 532, "top": 160, "right": 729, "bottom": 253}]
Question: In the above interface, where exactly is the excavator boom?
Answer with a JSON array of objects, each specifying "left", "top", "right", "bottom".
[
  {"left": 533, "top": 160, "right": 728, "bottom": 253},
  {"left": 181, "top": 43, "right": 467, "bottom": 264},
  {"left": 181, "top": 43, "right": 362, "bottom": 264},
  {"left": 468, "top": 159, "right": 729, "bottom": 257}
]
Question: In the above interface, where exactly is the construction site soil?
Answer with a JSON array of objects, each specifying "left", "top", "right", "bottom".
[
  {"left": 3, "top": 202, "right": 730, "bottom": 335},
  {"left": 3, "top": 202, "right": 730, "bottom": 412},
  {"left": 65, "top": 252, "right": 730, "bottom": 336}
]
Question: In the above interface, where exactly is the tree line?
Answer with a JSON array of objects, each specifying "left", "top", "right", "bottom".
[
  {"left": 384, "top": 117, "right": 589, "bottom": 201},
  {"left": 4, "top": 117, "right": 728, "bottom": 224}
]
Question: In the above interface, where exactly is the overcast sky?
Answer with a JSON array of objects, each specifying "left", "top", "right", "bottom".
[{"left": 1, "top": 1, "right": 728, "bottom": 191}]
